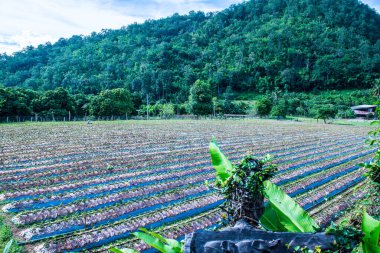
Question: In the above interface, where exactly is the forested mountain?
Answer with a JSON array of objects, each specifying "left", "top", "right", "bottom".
[{"left": 0, "top": 0, "right": 380, "bottom": 103}]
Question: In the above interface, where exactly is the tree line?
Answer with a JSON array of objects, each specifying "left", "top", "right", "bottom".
[
  {"left": 0, "top": 80, "right": 245, "bottom": 118},
  {"left": 0, "top": 87, "right": 134, "bottom": 118},
  {"left": 0, "top": 80, "right": 376, "bottom": 120}
]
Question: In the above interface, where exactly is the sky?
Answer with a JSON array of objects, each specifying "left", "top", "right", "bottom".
[{"left": 0, "top": 0, "right": 379, "bottom": 55}]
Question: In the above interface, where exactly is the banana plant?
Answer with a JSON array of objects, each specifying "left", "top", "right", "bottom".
[
  {"left": 209, "top": 139, "right": 319, "bottom": 233},
  {"left": 260, "top": 181, "right": 319, "bottom": 232},
  {"left": 113, "top": 141, "right": 378, "bottom": 253},
  {"left": 110, "top": 228, "right": 182, "bottom": 253},
  {"left": 209, "top": 139, "right": 233, "bottom": 184},
  {"left": 362, "top": 211, "right": 380, "bottom": 253}
]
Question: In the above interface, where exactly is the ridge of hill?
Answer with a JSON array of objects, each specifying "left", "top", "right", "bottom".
[{"left": 0, "top": 0, "right": 379, "bottom": 102}]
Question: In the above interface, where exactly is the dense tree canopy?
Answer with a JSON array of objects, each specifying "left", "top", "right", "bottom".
[
  {"left": 0, "top": 88, "right": 37, "bottom": 117},
  {"left": 32, "top": 87, "right": 75, "bottom": 117},
  {"left": 256, "top": 96, "right": 273, "bottom": 117},
  {"left": 0, "top": 85, "right": 376, "bottom": 119},
  {"left": 315, "top": 104, "right": 337, "bottom": 123},
  {"left": 89, "top": 88, "right": 134, "bottom": 116},
  {"left": 188, "top": 80, "right": 213, "bottom": 115},
  {"left": 0, "top": 0, "right": 379, "bottom": 103}
]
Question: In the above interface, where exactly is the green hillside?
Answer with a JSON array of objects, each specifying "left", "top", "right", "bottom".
[{"left": 0, "top": 0, "right": 379, "bottom": 102}]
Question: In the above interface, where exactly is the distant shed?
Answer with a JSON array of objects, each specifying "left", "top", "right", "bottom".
[{"left": 351, "top": 105, "right": 377, "bottom": 118}]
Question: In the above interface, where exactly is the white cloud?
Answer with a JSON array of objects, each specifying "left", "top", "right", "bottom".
[
  {"left": 0, "top": 0, "right": 242, "bottom": 54},
  {"left": 361, "top": 0, "right": 380, "bottom": 13},
  {"left": 0, "top": 31, "right": 56, "bottom": 54}
]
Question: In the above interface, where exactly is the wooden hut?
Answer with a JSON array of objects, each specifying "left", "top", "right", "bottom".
[{"left": 351, "top": 105, "right": 377, "bottom": 118}]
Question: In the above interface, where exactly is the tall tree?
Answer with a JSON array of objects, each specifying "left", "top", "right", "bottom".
[
  {"left": 90, "top": 88, "right": 134, "bottom": 116},
  {"left": 188, "top": 80, "right": 213, "bottom": 115}
]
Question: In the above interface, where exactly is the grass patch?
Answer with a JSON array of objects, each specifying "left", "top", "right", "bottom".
[
  {"left": 0, "top": 216, "right": 23, "bottom": 253},
  {"left": 284, "top": 116, "right": 374, "bottom": 126}
]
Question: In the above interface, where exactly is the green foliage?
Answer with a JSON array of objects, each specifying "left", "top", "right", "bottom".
[
  {"left": 136, "top": 228, "right": 182, "bottom": 251},
  {"left": 73, "top": 93, "right": 90, "bottom": 116},
  {"left": 209, "top": 139, "right": 277, "bottom": 225},
  {"left": 260, "top": 181, "right": 319, "bottom": 233},
  {"left": 222, "top": 86, "right": 246, "bottom": 114},
  {"left": 336, "top": 109, "right": 356, "bottom": 119},
  {"left": 362, "top": 211, "right": 380, "bottom": 253},
  {"left": 209, "top": 139, "right": 316, "bottom": 230},
  {"left": 32, "top": 87, "right": 75, "bottom": 117},
  {"left": 159, "top": 103, "right": 175, "bottom": 118},
  {"left": 290, "top": 245, "right": 318, "bottom": 253},
  {"left": 89, "top": 88, "right": 133, "bottom": 116},
  {"left": 325, "top": 221, "right": 363, "bottom": 252},
  {"left": 110, "top": 248, "right": 139, "bottom": 253},
  {"left": 111, "top": 228, "right": 182, "bottom": 253},
  {"left": 0, "top": 0, "right": 379, "bottom": 119},
  {"left": 286, "top": 90, "right": 375, "bottom": 118},
  {"left": 243, "top": 89, "right": 376, "bottom": 119},
  {"left": 1, "top": 0, "right": 379, "bottom": 101},
  {"left": 360, "top": 162, "right": 380, "bottom": 186},
  {"left": 138, "top": 102, "right": 175, "bottom": 118},
  {"left": 209, "top": 139, "right": 233, "bottom": 184},
  {"left": 211, "top": 97, "right": 218, "bottom": 116},
  {"left": 223, "top": 101, "right": 249, "bottom": 115},
  {"left": 218, "top": 155, "right": 277, "bottom": 199},
  {"left": 270, "top": 99, "right": 287, "bottom": 118},
  {"left": 0, "top": 217, "right": 22, "bottom": 253},
  {"left": 360, "top": 123, "right": 380, "bottom": 186},
  {"left": 3, "top": 240, "right": 13, "bottom": 253},
  {"left": 107, "top": 165, "right": 114, "bottom": 172},
  {"left": 256, "top": 96, "right": 273, "bottom": 117},
  {"left": 0, "top": 87, "right": 37, "bottom": 116},
  {"left": 315, "top": 104, "right": 337, "bottom": 123},
  {"left": 0, "top": 57, "right": 378, "bottom": 120},
  {"left": 208, "top": 137, "right": 375, "bottom": 252},
  {"left": 188, "top": 80, "right": 213, "bottom": 115}
]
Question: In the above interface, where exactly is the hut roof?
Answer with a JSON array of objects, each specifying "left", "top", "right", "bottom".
[{"left": 350, "top": 105, "right": 377, "bottom": 110}]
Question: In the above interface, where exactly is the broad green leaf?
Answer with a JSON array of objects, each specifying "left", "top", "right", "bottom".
[
  {"left": 209, "top": 139, "right": 233, "bottom": 183},
  {"left": 260, "top": 181, "right": 319, "bottom": 232},
  {"left": 133, "top": 232, "right": 177, "bottom": 253},
  {"left": 110, "top": 248, "right": 140, "bottom": 253},
  {"left": 162, "top": 239, "right": 182, "bottom": 251},
  {"left": 139, "top": 228, "right": 167, "bottom": 243},
  {"left": 362, "top": 211, "right": 380, "bottom": 253},
  {"left": 138, "top": 228, "right": 182, "bottom": 251},
  {"left": 3, "top": 239, "right": 13, "bottom": 253},
  {"left": 109, "top": 248, "right": 124, "bottom": 253},
  {"left": 259, "top": 201, "right": 287, "bottom": 231}
]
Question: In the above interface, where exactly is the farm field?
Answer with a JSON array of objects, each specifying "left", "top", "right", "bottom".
[{"left": 0, "top": 119, "right": 375, "bottom": 252}]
